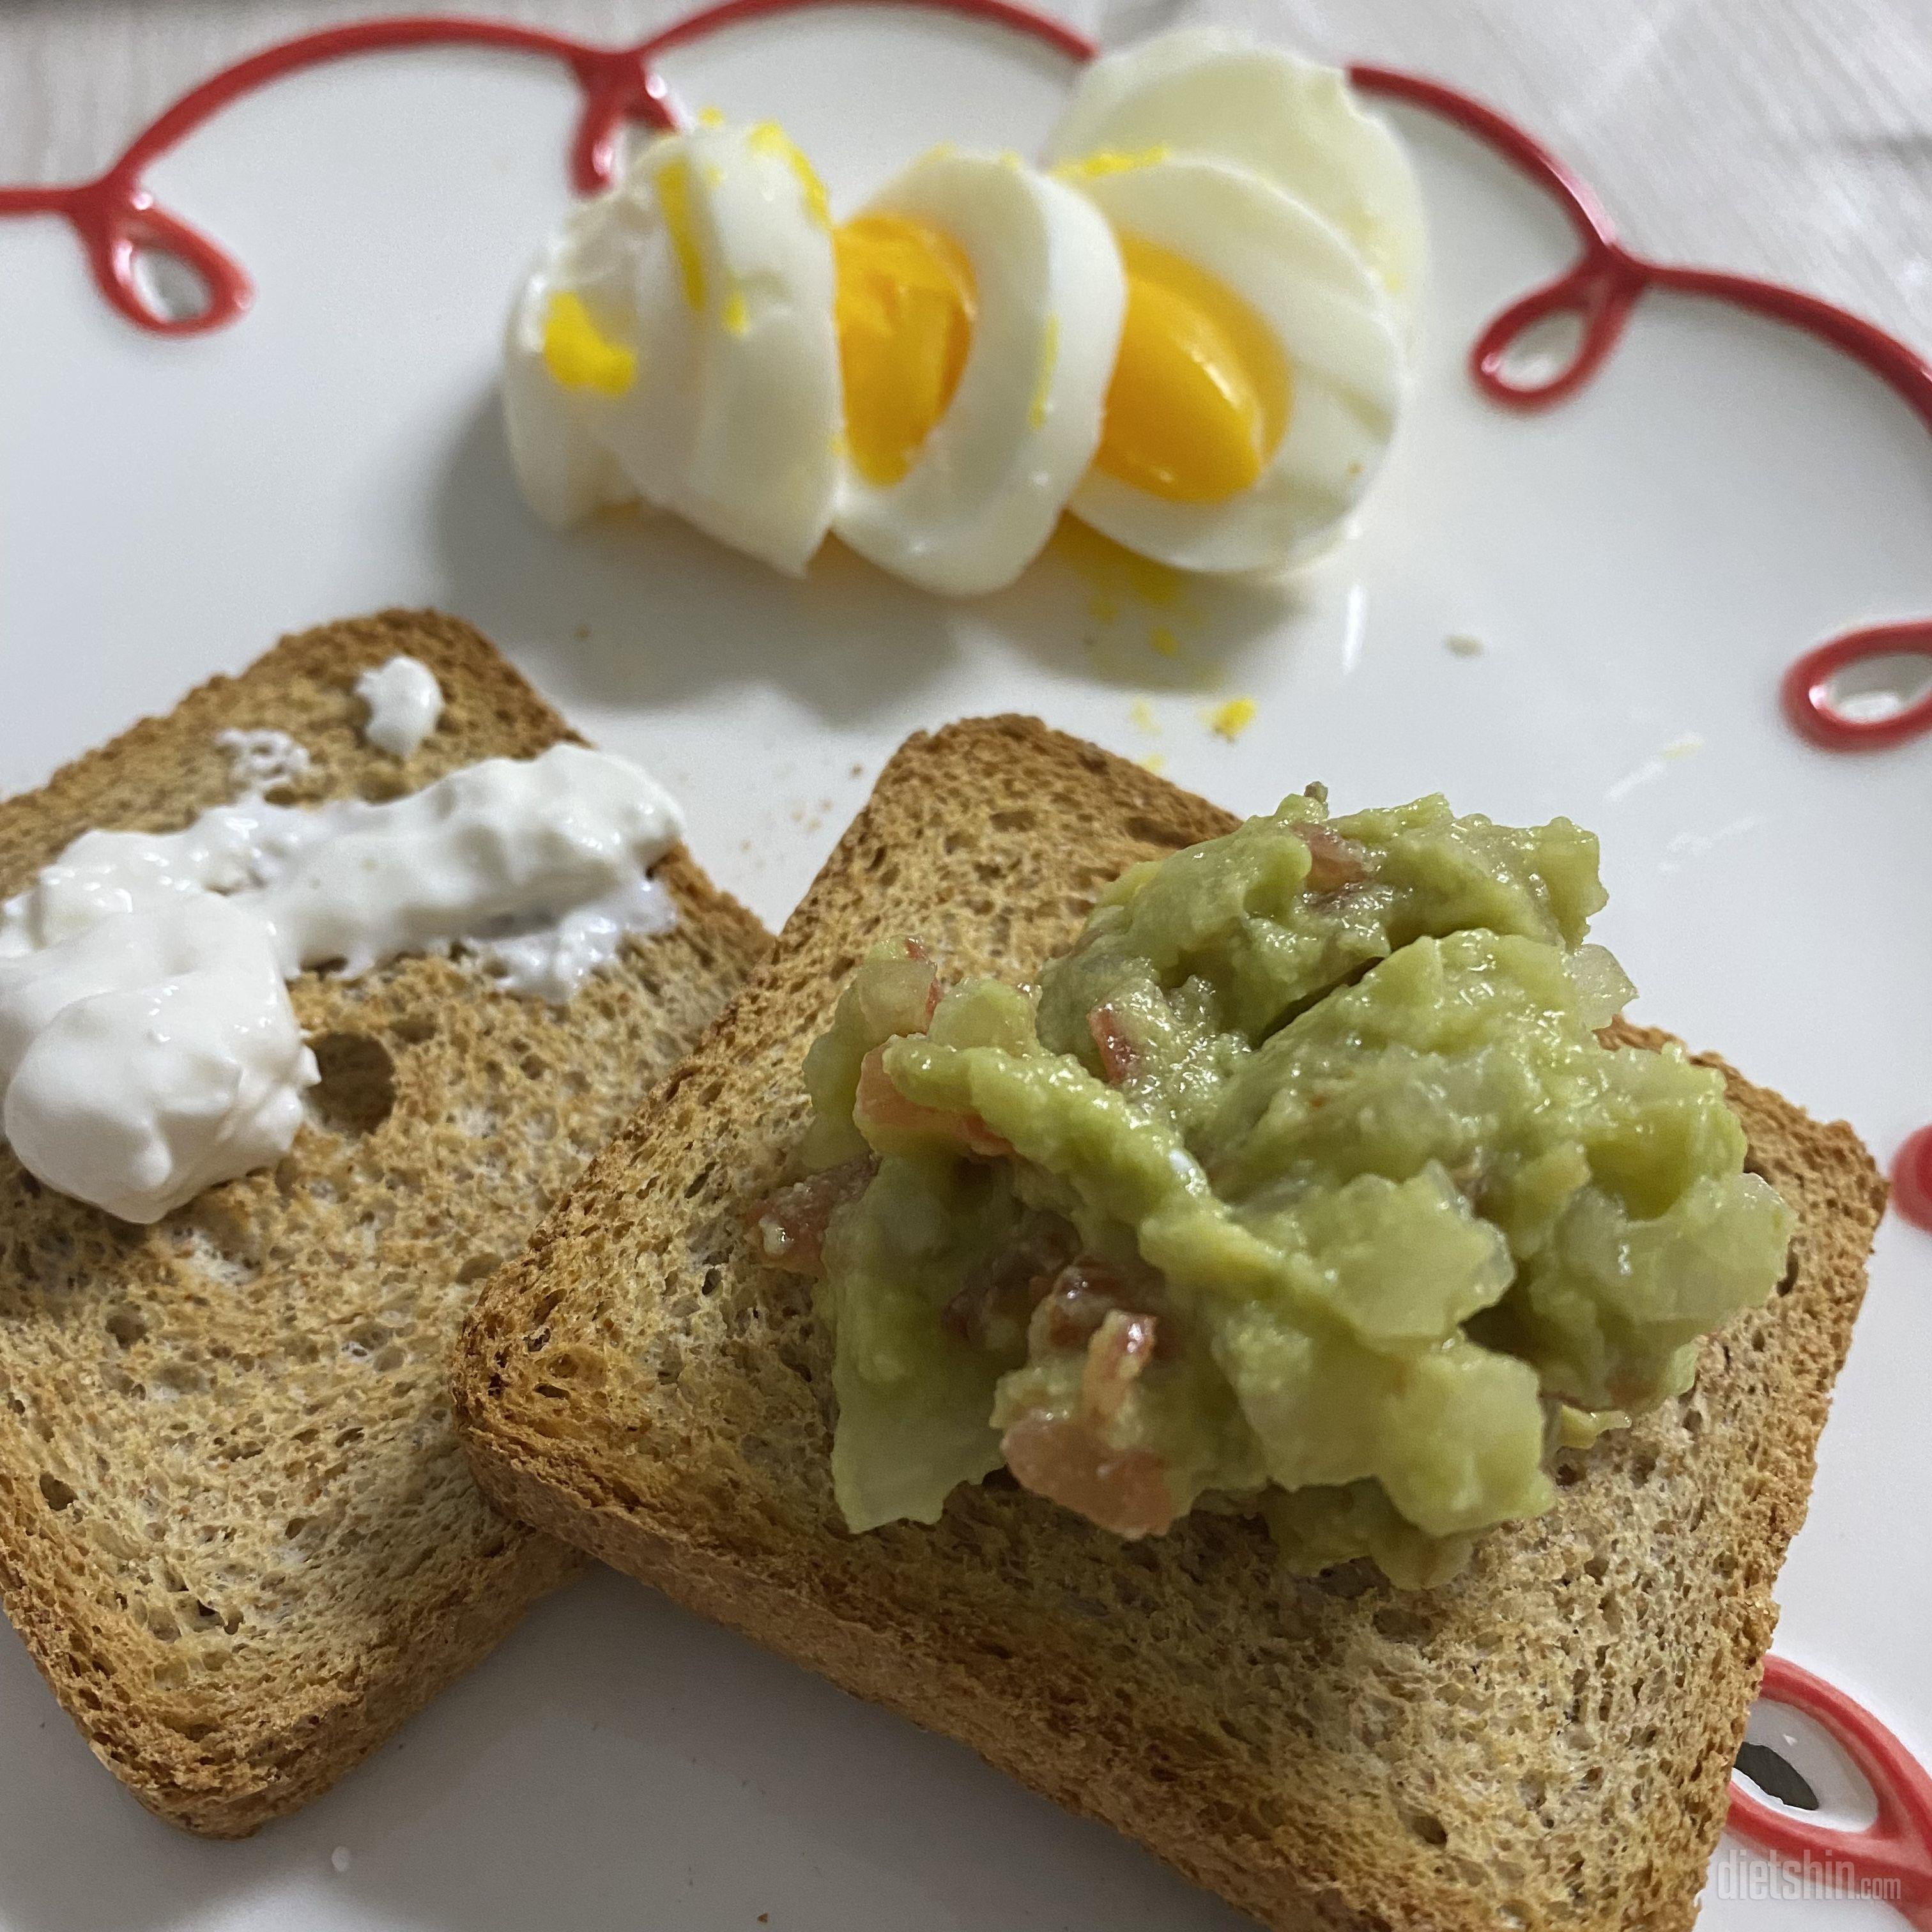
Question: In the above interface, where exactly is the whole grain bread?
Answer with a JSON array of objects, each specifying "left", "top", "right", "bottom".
[
  {"left": 0, "top": 610, "right": 768, "bottom": 1837},
  {"left": 456, "top": 714, "right": 1885, "bottom": 1932}
]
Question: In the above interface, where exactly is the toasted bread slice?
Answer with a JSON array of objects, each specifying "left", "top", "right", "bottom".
[
  {"left": 0, "top": 611, "right": 768, "bottom": 1837},
  {"left": 456, "top": 715, "right": 1885, "bottom": 1931}
]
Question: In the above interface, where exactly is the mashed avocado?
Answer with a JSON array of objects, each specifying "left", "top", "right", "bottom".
[{"left": 758, "top": 792, "right": 1790, "bottom": 1588}]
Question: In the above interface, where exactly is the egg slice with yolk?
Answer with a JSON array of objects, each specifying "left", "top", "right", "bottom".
[
  {"left": 1062, "top": 152, "right": 1404, "bottom": 574},
  {"left": 833, "top": 213, "right": 977, "bottom": 488},
  {"left": 829, "top": 149, "right": 1126, "bottom": 597},
  {"left": 1045, "top": 31, "right": 1425, "bottom": 336},
  {"left": 503, "top": 121, "right": 841, "bottom": 574},
  {"left": 503, "top": 188, "right": 658, "bottom": 528},
  {"left": 1094, "top": 231, "right": 1292, "bottom": 504}
]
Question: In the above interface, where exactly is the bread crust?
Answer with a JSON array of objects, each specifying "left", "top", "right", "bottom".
[
  {"left": 456, "top": 716, "right": 1885, "bottom": 1931},
  {"left": 0, "top": 611, "right": 769, "bottom": 1835}
]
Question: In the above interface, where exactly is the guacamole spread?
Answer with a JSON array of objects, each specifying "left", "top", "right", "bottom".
[{"left": 756, "top": 792, "right": 1790, "bottom": 1588}]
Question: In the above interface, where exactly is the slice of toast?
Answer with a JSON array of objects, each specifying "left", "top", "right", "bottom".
[
  {"left": 456, "top": 715, "right": 1886, "bottom": 1932},
  {"left": 0, "top": 610, "right": 769, "bottom": 1837}
]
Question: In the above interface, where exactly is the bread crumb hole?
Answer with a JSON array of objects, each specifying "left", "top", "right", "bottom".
[
  {"left": 342, "top": 1323, "right": 390, "bottom": 1362},
  {"left": 1372, "top": 1603, "right": 1431, "bottom": 1644},
  {"left": 390, "top": 1014, "right": 437, "bottom": 1044},
  {"left": 308, "top": 1032, "right": 398, "bottom": 1135},
  {"left": 1398, "top": 1804, "right": 1448, "bottom": 1847},
  {"left": 105, "top": 1307, "right": 147, "bottom": 1348},
  {"left": 38, "top": 1473, "right": 75, "bottom": 1511},
  {"left": 456, "top": 1252, "right": 502, "bottom": 1284}
]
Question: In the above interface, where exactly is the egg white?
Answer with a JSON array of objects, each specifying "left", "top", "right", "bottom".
[
  {"left": 503, "top": 125, "right": 841, "bottom": 575},
  {"left": 502, "top": 190, "right": 655, "bottom": 529},
  {"left": 1043, "top": 29, "right": 1426, "bottom": 336},
  {"left": 831, "top": 150, "right": 1126, "bottom": 597},
  {"left": 1064, "top": 155, "right": 1406, "bottom": 575}
]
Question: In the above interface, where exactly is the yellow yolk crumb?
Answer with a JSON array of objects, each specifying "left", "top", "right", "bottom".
[
  {"left": 541, "top": 291, "right": 637, "bottom": 396},
  {"left": 1055, "top": 146, "right": 1169, "bottom": 181},
  {"left": 1055, "top": 521, "right": 1197, "bottom": 651},
  {"left": 655, "top": 158, "right": 706, "bottom": 312},
  {"left": 834, "top": 214, "right": 977, "bottom": 486},
  {"left": 721, "top": 288, "right": 749, "bottom": 337},
  {"left": 1128, "top": 699, "right": 1160, "bottom": 735},
  {"left": 1140, "top": 751, "right": 1169, "bottom": 774},
  {"left": 1209, "top": 697, "right": 1257, "bottom": 741},
  {"left": 748, "top": 121, "right": 831, "bottom": 229},
  {"left": 697, "top": 105, "right": 726, "bottom": 127},
  {"left": 1096, "top": 234, "right": 1291, "bottom": 503}
]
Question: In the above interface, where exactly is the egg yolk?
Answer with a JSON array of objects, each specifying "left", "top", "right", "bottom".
[
  {"left": 748, "top": 121, "right": 832, "bottom": 231},
  {"left": 542, "top": 292, "right": 637, "bottom": 396},
  {"left": 1094, "top": 235, "right": 1291, "bottom": 503},
  {"left": 834, "top": 215, "right": 977, "bottom": 487},
  {"left": 655, "top": 158, "right": 707, "bottom": 312}
]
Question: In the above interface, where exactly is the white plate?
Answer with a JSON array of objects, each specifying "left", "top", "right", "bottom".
[{"left": 1, "top": 7, "right": 1928, "bottom": 1928}]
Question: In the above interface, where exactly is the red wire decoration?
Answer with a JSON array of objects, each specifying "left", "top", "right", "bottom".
[{"left": 1731, "top": 1655, "right": 1932, "bottom": 1931}]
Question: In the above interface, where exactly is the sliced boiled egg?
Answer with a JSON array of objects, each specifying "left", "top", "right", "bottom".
[
  {"left": 1058, "top": 151, "right": 1404, "bottom": 574},
  {"left": 503, "top": 189, "right": 656, "bottom": 528},
  {"left": 1043, "top": 29, "right": 1426, "bottom": 336},
  {"left": 829, "top": 150, "right": 1126, "bottom": 596},
  {"left": 503, "top": 31, "right": 1422, "bottom": 594},
  {"left": 503, "top": 121, "right": 841, "bottom": 574}
]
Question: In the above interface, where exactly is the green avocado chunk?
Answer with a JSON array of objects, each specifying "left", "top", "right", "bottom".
[{"left": 779, "top": 793, "right": 1790, "bottom": 1588}]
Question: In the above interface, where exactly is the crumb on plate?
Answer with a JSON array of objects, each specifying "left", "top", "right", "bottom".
[{"left": 1208, "top": 697, "right": 1257, "bottom": 742}]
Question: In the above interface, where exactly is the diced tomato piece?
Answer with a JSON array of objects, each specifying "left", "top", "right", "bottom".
[
  {"left": 942, "top": 1215, "right": 1079, "bottom": 1349},
  {"left": 1001, "top": 1412, "right": 1177, "bottom": 1540},
  {"left": 749, "top": 1156, "right": 876, "bottom": 1275},
  {"left": 1087, "top": 1003, "right": 1140, "bottom": 1084},
  {"left": 1295, "top": 822, "right": 1370, "bottom": 893},
  {"left": 854, "top": 1049, "right": 1013, "bottom": 1159},
  {"left": 1036, "top": 1256, "right": 1126, "bottom": 1349},
  {"left": 1079, "top": 1308, "right": 1158, "bottom": 1427},
  {"left": 896, "top": 937, "right": 944, "bottom": 1022}
]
